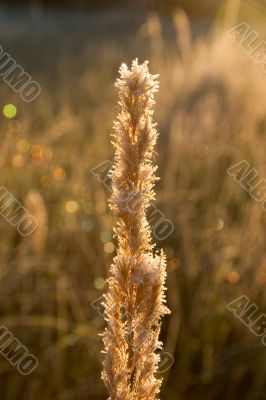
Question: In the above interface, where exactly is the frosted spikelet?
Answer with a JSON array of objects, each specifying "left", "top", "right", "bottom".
[{"left": 102, "top": 59, "right": 170, "bottom": 400}]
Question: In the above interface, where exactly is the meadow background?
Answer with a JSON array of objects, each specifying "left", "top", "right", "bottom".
[{"left": 0, "top": 0, "right": 266, "bottom": 399}]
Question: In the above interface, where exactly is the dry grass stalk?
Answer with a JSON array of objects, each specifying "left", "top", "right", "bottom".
[
  {"left": 102, "top": 59, "right": 170, "bottom": 400},
  {"left": 23, "top": 189, "right": 48, "bottom": 255}
]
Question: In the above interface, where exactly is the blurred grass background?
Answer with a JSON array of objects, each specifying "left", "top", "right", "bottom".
[{"left": 0, "top": 0, "right": 266, "bottom": 399}]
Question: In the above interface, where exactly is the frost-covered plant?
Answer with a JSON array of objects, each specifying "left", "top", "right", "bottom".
[{"left": 102, "top": 59, "right": 170, "bottom": 400}]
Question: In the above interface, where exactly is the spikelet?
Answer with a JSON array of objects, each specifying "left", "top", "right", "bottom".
[{"left": 102, "top": 59, "right": 170, "bottom": 400}]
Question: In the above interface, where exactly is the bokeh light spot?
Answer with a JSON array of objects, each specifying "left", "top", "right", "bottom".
[
  {"left": 12, "top": 154, "right": 24, "bottom": 168},
  {"left": 3, "top": 104, "right": 17, "bottom": 118},
  {"left": 65, "top": 200, "right": 79, "bottom": 213},
  {"left": 227, "top": 271, "right": 240, "bottom": 283},
  {"left": 104, "top": 242, "right": 115, "bottom": 254},
  {"left": 93, "top": 277, "right": 106, "bottom": 290},
  {"left": 167, "top": 258, "right": 181, "bottom": 272},
  {"left": 52, "top": 167, "right": 65, "bottom": 181},
  {"left": 81, "top": 219, "right": 93, "bottom": 232},
  {"left": 213, "top": 218, "right": 224, "bottom": 231},
  {"left": 17, "top": 139, "right": 30, "bottom": 153},
  {"left": 100, "top": 231, "right": 112, "bottom": 243},
  {"left": 31, "top": 145, "right": 44, "bottom": 165}
]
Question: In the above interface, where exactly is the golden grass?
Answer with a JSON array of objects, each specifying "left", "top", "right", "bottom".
[{"left": 0, "top": 6, "right": 266, "bottom": 400}]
